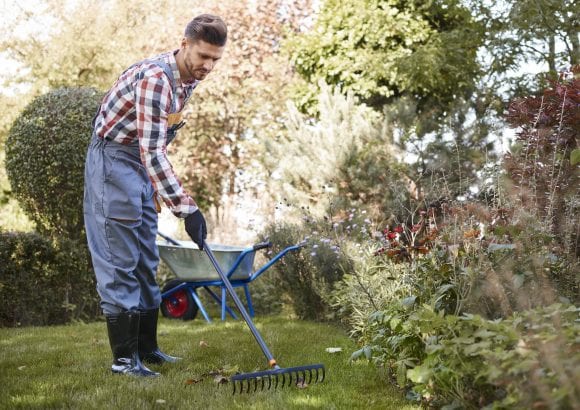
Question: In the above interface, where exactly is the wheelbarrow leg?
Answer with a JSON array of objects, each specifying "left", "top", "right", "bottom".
[
  {"left": 243, "top": 284, "right": 255, "bottom": 318},
  {"left": 189, "top": 287, "right": 212, "bottom": 323},
  {"left": 202, "top": 286, "right": 238, "bottom": 320},
  {"left": 221, "top": 287, "right": 227, "bottom": 321}
]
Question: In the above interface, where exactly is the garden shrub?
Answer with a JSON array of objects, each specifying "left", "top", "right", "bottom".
[
  {"left": 0, "top": 231, "right": 99, "bottom": 327},
  {"left": 260, "top": 219, "right": 354, "bottom": 321},
  {"left": 504, "top": 66, "right": 579, "bottom": 258},
  {"left": 355, "top": 302, "right": 579, "bottom": 409},
  {"left": 331, "top": 197, "right": 579, "bottom": 407},
  {"left": 482, "top": 304, "right": 580, "bottom": 409},
  {"left": 5, "top": 87, "right": 102, "bottom": 241},
  {"left": 329, "top": 245, "right": 413, "bottom": 337}
]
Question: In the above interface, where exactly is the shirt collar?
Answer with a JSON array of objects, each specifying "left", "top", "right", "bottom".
[{"left": 170, "top": 50, "right": 199, "bottom": 88}]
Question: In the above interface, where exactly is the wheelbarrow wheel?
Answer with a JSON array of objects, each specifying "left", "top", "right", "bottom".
[{"left": 160, "top": 279, "right": 198, "bottom": 320}]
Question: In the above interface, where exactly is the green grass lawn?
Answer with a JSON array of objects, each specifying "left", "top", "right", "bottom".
[{"left": 0, "top": 316, "right": 418, "bottom": 409}]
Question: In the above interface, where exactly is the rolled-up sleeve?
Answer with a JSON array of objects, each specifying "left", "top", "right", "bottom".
[{"left": 134, "top": 69, "right": 198, "bottom": 217}]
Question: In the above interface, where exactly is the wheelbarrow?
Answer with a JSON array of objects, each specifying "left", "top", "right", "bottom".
[{"left": 157, "top": 232, "right": 304, "bottom": 322}]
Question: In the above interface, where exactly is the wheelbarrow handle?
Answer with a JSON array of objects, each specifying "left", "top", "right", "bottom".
[
  {"left": 157, "top": 231, "right": 180, "bottom": 246},
  {"left": 253, "top": 241, "right": 272, "bottom": 251}
]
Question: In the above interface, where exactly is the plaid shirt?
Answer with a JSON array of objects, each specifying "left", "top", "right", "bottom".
[{"left": 94, "top": 50, "right": 199, "bottom": 217}]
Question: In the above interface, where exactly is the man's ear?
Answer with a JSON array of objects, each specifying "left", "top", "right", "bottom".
[{"left": 180, "top": 37, "right": 188, "bottom": 48}]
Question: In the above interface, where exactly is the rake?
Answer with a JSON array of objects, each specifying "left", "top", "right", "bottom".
[
  {"left": 157, "top": 233, "right": 325, "bottom": 393},
  {"left": 201, "top": 240, "right": 325, "bottom": 393}
]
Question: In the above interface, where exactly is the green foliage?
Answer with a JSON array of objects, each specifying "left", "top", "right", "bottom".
[
  {"left": 286, "top": 0, "right": 483, "bottom": 119},
  {"left": 5, "top": 87, "right": 102, "bottom": 240},
  {"left": 261, "top": 221, "right": 353, "bottom": 321},
  {"left": 483, "top": 304, "right": 580, "bottom": 409},
  {"left": 482, "top": 0, "right": 578, "bottom": 78},
  {"left": 329, "top": 246, "right": 413, "bottom": 337},
  {"left": 325, "top": 194, "right": 579, "bottom": 406},
  {"left": 337, "top": 140, "right": 415, "bottom": 217},
  {"left": 355, "top": 303, "right": 579, "bottom": 409},
  {"left": 283, "top": 0, "right": 495, "bottom": 208},
  {"left": 264, "top": 82, "right": 405, "bottom": 218},
  {"left": 0, "top": 149, "right": 34, "bottom": 232},
  {"left": 0, "top": 231, "right": 99, "bottom": 327}
]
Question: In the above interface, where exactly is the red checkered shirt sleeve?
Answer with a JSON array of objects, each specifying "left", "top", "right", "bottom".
[{"left": 134, "top": 67, "right": 198, "bottom": 217}]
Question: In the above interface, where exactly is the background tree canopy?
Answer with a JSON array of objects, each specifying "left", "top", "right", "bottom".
[{"left": 286, "top": 0, "right": 484, "bottom": 126}]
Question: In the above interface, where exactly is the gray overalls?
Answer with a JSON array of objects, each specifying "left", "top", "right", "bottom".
[{"left": 84, "top": 60, "right": 184, "bottom": 315}]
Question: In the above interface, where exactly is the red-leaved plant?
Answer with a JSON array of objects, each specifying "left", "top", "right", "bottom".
[{"left": 504, "top": 66, "right": 579, "bottom": 256}]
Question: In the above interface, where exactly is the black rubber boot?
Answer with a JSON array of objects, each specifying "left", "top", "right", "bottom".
[
  {"left": 138, "top": 309, "right": 181, "bottom": 364},
  {"left": 105, "top": 311, "right": 160, "bottom": 377}
]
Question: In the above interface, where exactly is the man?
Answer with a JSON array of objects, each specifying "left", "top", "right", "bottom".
[{"left": 83, "top": 14, "right": 227, "bottom": 377}]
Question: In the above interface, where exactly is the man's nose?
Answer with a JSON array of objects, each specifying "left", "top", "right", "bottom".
[{"left": 203, "top": 60, "right": 214, "bottom": 71}]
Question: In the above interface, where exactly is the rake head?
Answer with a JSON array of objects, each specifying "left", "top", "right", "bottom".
[{"left": 230, "top": 364, "right": 325, "bottom": 394}]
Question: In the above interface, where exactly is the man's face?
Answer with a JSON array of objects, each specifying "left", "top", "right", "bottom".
[{"left": 181, "top": 39, "right": 225, "bottom": 81}]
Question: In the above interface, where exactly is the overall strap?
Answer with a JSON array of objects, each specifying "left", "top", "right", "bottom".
[
  {"left": 149, "top": 59, "right": 178, "bottom": 114},
  {"left": 140, "top": 59, "right": 177, "bottom": 113}
]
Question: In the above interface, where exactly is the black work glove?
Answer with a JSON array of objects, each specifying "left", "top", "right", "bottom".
[{"left": 184, "top": 210, "right": 207, "bottom": 250}]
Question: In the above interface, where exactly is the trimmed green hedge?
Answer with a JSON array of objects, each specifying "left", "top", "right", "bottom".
[
  {"left": 0, "top": 231, "right": 99, "bottom": 327},
  {"left": 5, "top": 87, "right": 102, "bottom": 241}
]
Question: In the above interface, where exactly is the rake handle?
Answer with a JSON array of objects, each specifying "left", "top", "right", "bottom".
[{"left": 203, "top": 240, "right": 278, "bottom": 368}]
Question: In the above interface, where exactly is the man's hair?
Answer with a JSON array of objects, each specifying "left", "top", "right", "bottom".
[{"left": 185, "top": 14, "right": 227, "bottom": 46}]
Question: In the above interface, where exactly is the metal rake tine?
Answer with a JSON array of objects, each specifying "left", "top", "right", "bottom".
[
  {"left": 253, "top": 377, "right": 258, "bottom": 393},
  {"left": 232, "top": 380, "right": 237, "bottom": 395},
  {"left": 261, "top": 376, "right": 265, "bottom": 391},
  {"left": 274, "top": 374, "right": 279, "bottom": 389},
  {"left": 320, "top": 367, "right": 326, "bottom": 383},
  {"left": 267, "top": 374, "right": 272, "bottom": 390},
  {"left": 307, "top": 368, "right": 313, "bottom": 384},
  {"left": 246, "top": 378, "right": 251, "bottom": 394}
]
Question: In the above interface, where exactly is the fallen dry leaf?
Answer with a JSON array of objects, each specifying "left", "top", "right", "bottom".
[
  {"left": 214, "top": 375, "right": 229, "bottom": 384},
  {"left": 325, "top": 347, "right": 342, "bottom": 353},
  {"left": 184, "top": 378, "right": 202, "bottom": 385},
  {"left": 155, "top": 399, "right": 166, "bottom": 404},
  {"left": 199, "top": 340, "right": 209, "bottom": 348}
]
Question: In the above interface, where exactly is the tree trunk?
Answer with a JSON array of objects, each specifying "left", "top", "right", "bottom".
[
  {"left": 548, "top": 35, "right": 556, "bottom": 73},
  {"left": 567, "top": 29, "right": 579, "bottom": 66}
]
